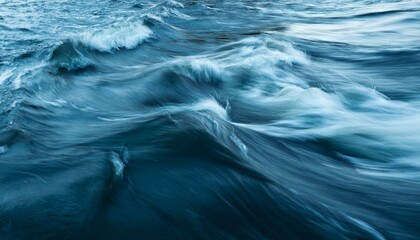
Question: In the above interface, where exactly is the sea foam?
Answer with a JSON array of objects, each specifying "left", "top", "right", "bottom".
[{"left": 78, "top": 19, "right": 152, "bottom": 52}]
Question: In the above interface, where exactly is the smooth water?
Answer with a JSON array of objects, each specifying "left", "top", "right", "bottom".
[{"left": 1, "top": 0, "right": 420, "bottom": 239}]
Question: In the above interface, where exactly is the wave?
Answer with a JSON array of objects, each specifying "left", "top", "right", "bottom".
[
  {"left": 0, "top": 69, "right": 13, "bottom": 86},
  {"left": 140, "top": 36, "right": 420, "bottom": 179},
  {"left": 49, "top": 40, "right": 96, "bottom": 72},
  {"left": 77, "top": 19, "right": 152, "bottom": 52},
  {"left": 12, "top": 34, "right": 420, "bottom": 169},
  {"left": 142, "top": 0, "right": 191, "bottom": 22},
  {"left": 45, "top": 0, "right": 190, "bottom": 72},
  {"left": 71, "top": 0, "right": 188, "bottom": 52}
]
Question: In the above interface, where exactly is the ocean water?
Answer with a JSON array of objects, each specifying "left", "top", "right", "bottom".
[{"left": 1, "top": 0, "right": 420, "bottom": 239}]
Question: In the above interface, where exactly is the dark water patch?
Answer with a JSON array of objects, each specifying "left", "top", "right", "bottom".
[
  {"left": 131, "top": 3, "right": 144, "bottom": 9},
  {"left": 353, "top": 8, "right": 420, "bottom": 18}
]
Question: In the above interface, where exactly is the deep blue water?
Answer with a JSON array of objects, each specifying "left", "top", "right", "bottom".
[{"left": 1, "top": 0, "right": 420, "bottom": 239}]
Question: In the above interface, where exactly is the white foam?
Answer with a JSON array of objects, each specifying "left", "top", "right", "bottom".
[
  {"left": 13, "top": 72, "right": 22, "bottom": 90},
  {"left": 191, "top": 99, "right": 228, "bottom": 120},
  {"left": 174, "top": 58, "right": 224, "bottom": 83},
  {"left": 232, "top": 81, "right": 420, "bottom": 175},
  {"left": 78, "top": 19, "right": 152, "bottom": 52},
  {"left": 143, "top": 0, "right": 191, "bottom": 21},
  {"left": 167, "top": 37, "right": 309, "bottom": 90},
  {"left": 222, "top": 37, "right": 309, "bottom": 67},
  {"left": 0, "top": 69, "right": 13, "bottom": 86},
  {"left": 110, "top": 152, "right": 125, "bottom": 178},
  {"left": 286, "top": 13, "right": 420, "bottom": 47}
]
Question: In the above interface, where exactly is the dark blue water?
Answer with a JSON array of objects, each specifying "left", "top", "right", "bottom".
[{"left": 1, "top": 0, "right": 420, "bottom": 239}]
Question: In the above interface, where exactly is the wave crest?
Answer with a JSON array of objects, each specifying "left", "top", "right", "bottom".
[{"left": 77, "top": 19, "right": 152, "bottom": 52}]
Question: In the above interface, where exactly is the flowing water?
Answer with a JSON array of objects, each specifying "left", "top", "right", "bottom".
[{"left": 1, "top": 0, "right": 420, "bottom": 239}]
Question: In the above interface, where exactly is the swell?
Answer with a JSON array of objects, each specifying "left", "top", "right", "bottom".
[{"left": 12, "top": 35, "right": 420, "bottom": 177}]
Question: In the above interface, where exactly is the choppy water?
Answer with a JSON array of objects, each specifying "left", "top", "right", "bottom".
[{"left": 1, "top": 0, "right": 420, "bottom": 239}]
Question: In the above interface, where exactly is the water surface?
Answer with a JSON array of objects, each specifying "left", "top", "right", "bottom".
[{"left": 1, "top": 0, "right": 420, "bottom": 239}]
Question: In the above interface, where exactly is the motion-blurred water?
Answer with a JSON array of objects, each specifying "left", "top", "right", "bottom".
[{"left": 1, "top": 0, "right": 420, "bottom": 239}]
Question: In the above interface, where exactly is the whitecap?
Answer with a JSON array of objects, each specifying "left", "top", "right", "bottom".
[
  {"left": 143, "top": 0, "right": 192, "bottom": 22},
  {"left": 191, "top": 99, "right": 229, "bottom": 120},
  {"left": 0, "top": 69, "right": 13, "bottom": 86},
  {"left": 221, "top": 37, "right": 310, "bottom": 67},
  {"left": 78, "top": 19, "right": 152, "bottom": 52},
  {"left": 173, "top": 58, "right": 225, "bottom": 84}
]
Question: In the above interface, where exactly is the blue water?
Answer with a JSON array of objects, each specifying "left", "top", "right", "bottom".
[{"left": 1, "top": 0, "right": 420, "bottom": 239}]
